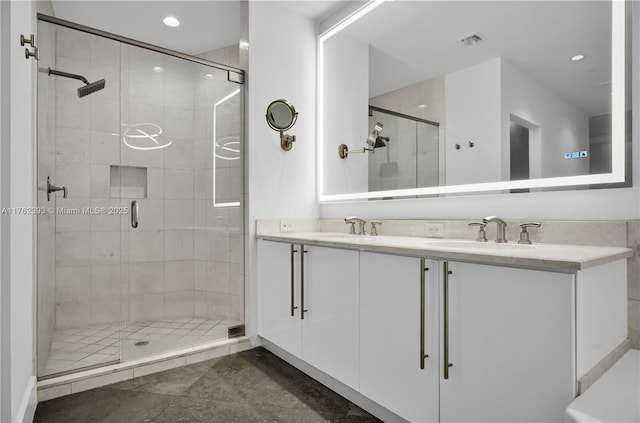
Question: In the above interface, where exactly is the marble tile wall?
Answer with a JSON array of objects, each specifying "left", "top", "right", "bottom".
[
  {"left": 51, "top": 27, "right": 244, "bottom": 330},
  {"left": 53, "top": 26, "right": 123, "bottom": 330}
]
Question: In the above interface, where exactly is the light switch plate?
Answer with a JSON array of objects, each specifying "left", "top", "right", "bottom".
[
  {"left": 425, "top": 222, "right": 444, "bottom": 238},
  {"left": 280, "top": 220, "right": 293, "bottom": 232}
]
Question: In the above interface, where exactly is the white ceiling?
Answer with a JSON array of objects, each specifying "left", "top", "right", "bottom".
[
  {"left": 50, "top": 1, "right": 241, "bottom": 55},
  {"left": 337, "top": 1, "right": 618, "bottom": 117},
  {"left": 47, "top": 0, "right": 623, "bottom": 117},
  {"left": 49, "top": 0, "right": 346, "bottom": 56}
]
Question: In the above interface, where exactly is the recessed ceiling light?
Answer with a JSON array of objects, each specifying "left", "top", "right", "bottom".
[
  {"left": 417, "top": 104, "right": 427, "bottom": 109},
  {"left": 204, "top": 74, "right": 214, "bottom": 80},
  {"left": 571, "top": 54, "right": 585, "bottom": 61},
  {"left": 163, "top": 16, "right": 180, "bottom": 27},
  {"left": 153, "top": 66, "right": 164, "bottom": 73}
]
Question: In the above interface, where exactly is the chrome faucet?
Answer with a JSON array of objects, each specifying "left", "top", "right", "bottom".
[
  {"left": 482, "top": 216, "right": 508, "bottom": 243},
  {"left": 345, "top": 216, "right": 366, "bottom": 235}
]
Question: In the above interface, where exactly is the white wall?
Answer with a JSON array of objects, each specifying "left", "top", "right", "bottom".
[
  {"left": 1, "top": 1, "right": 37, "bottom": 421},
  {"left": 501, "top": 59, "right": 590, "bottom": 180},
  {"left": 322, "top": 31, "right": 369, "bottom": 195},
  {"left": 444, "top": 57, "right": 502, "bottom": 186},
  {"left": 247, "top": 2, "right": 318, "bottom": 338}
]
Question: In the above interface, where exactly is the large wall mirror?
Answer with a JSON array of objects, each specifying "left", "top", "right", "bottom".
[{"left": 318, "top": 0, "right": 631, "bottom": 201}]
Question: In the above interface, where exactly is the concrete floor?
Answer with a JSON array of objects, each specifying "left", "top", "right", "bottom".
[{"left": 34, "top": 347, "right": 382, "bottom": 423}]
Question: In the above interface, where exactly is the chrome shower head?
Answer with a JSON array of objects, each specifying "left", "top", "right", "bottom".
[
  {"left": 43, "top": 67, "right": 106, "bottom": 98},
  {"left": 78, "top": 79, "right": 106, "bottom": 98}
]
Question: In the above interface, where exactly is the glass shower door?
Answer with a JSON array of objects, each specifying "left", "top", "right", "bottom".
[
  {"left": 36, "top": 20, "right": 123, "bottom": 378},
  {"left": 37, "top": 17, "right": 245, "bottom": 376},
  {"left": 119, "top": 45, "right": 245, "bottom": 361}
]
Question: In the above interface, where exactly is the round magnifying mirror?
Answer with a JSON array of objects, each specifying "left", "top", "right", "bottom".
[
  {"left": 266, "top": 99, "right": 298, "bottom": 151},
  {"left": 266, "top": 99, "right": 297, "bottom": 132}
]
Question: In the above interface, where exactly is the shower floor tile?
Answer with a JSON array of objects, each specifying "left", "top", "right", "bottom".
[{"left": 42, "top": 318, "right": 241, "bottom": 377}]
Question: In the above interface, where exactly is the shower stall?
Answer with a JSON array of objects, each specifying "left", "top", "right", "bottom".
[{"left": 36, "top": 16, "right": 245, "bottom": 379}]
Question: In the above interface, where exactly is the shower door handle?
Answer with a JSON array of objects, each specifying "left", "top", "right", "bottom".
[{"left": 131, "top": 200, "right": 139, "bottom": 228}]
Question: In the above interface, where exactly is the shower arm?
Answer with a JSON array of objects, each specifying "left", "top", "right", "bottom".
[{"left": 44, "top": 67, "right": 89, "bottom": 85}]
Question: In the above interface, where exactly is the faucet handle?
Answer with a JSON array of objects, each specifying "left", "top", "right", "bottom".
[
  {"left": 345, "top": 221, "right": 356, "bottom": 235},
  {"left": 370, "top": 221, "right": 382, "bottom": 236},
  {"left": 468, "top": 222, "right": 488, "bottom": 242},
  {"left": 344, "top": 216, "right": 366, "bottom": 235},
  {"left": 518, "top": 222, "right": 541, "bottom": 244}
]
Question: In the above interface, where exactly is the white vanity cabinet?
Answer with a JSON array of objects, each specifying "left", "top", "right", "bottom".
[
  {"left": 259, "top": 240, "right": 303, "bottom": 357},
  {"left": 440, "top": 260, "right": 576, "bottom": 423},
  {"left": 258, "top": 240, "right": 360, "bottom": 389},
  {"left": 258, "top": 233, "right": 629, "bottom": 423},
  {"left": 360, "top": 252, "right": 440, "bottom": 423},
  {"left": 360, "top": 254, "right": 575, "bottom": 423}
]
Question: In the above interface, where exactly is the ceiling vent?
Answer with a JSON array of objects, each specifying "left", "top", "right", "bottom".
[{"left": 459, "top": 32, "right": 486, "bottom": 46}]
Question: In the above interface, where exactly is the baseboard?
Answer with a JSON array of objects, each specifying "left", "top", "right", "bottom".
[
  {"left": 260, "top": 337, "right": 408, "bottom": 423},
  {"left": 15, "top": 376, "right": 37, "bottom": 423}
]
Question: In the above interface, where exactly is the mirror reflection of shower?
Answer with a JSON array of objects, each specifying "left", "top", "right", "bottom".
[
  {"left": 39, "top": 67, "right": 105, "bottom": 98},
  {"left": 367, "top": 106, "right": 441, "bottom": 194}
]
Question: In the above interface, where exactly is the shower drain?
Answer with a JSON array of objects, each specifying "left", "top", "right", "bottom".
[{"left": 134, "top": 341, "right": 149, "bottom": 347}]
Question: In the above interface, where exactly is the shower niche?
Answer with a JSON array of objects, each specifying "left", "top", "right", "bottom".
[
  {"left": 36, "top": 17, "right": 245, "bottom": 378},
  {"left": 110, "top": 166, "right": 147, "bottom": 199}
]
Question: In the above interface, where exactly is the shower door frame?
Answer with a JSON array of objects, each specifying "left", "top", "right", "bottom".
[
  {"left": 37, "top": 14, "right": 245, "bottom": 83},
  {"left": 36, "top": 13, "right": 246, "bottom": 379}
]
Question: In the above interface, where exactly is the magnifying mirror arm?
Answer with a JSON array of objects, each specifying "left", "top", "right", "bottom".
[
  {"left": 280, "top": 131, "right": 296, "bottom": 151},
  {"left": 338, "top": 144, "right": 373, "bottom": 159}
]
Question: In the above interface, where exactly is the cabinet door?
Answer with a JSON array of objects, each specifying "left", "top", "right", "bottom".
[
  {"left": 258, "top": 240, "right": 302, "bottom": 357},
  {"left": 440, "top": 261, "right": 575, "bottom": 423},
  {"left": 360, "top": 252, "right": 439, "bottom": 423},
  {"left": 302, "top": 245, "right": 360, "bottom": 389}
]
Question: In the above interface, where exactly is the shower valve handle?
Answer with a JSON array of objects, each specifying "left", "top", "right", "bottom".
[{"left": 46, "top": 176, "right": 68, "bottom": 201}]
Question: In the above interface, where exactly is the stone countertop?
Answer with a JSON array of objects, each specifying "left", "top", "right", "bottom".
[{"left": 257, "top": 232, "right": 633, "bottom": 273}]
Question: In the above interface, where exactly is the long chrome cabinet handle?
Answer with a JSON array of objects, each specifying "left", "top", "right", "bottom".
[
  {"left": 131, "top": 200, "right": 139, "bottom": 228},
  {"left": 290, "top": 244, "right": 299, "bottom": 316},
  {"left": 420, "top": 259, "right": 430, "bottom": 370},
  {"left": 300, "top": 246, "right": 308, "bottom": 320},
  {"left": 443, "top": 261, "right": 453, "bottom": 379}
]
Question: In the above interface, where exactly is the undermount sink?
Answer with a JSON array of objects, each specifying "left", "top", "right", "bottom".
[{"left": 427, "top": 240, "right": 534, "bottom": 250}]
